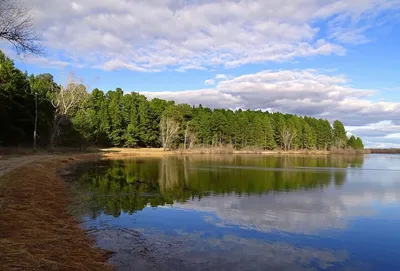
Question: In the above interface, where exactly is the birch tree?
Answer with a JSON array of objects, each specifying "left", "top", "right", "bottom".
[
  {"left": 281, "top": 127, "right": 296, "bottom": 151},
  {"left": 160, "top": 116, "right": 180, "bottom": 151},
  {"left": 49, "top": 74, "right": 87, "bottom": 150}
]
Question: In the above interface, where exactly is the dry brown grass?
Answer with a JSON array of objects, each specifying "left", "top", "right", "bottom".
[
  {"left": 330, "top": 148, "right": 370, "bottom": 154},
  {"left": 0, "top": 155, "right": 113, "bottom": 271},
  {"left": 101, "top": 147, "right": 333, "bottom": 156}
]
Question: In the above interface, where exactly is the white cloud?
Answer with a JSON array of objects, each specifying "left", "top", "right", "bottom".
[
  {"left": 364, "top": 141, "right": 400, "bottom": 148},
  {"left": 346, "top": 121, "right": 400, "bottom": 146},
  {"left": 97, "top": 59, "right": 161, "bottom": 72},
  {"left": 204, "top": 73, "right": 233, "bottom": 85},
  {"left": 204, "top": 79, "right": 216, "bottom": 85},
  {"left": 386, "top": 133, "right": 400, "bottom": 139},
  {"left": 22, "top": 0, "right": 399, "bottom": 71},
  {"left": 215, "top": 74, "right": 230, "bottom": 80},
  {"left": 329, "top": 27, "right": 371, "bottom": 44},
  {"left": 141, "top": 69, "right": 399, "bottom": 126},
  {"left": 22, "top": 56, "right": 85, "bottom": 69},
  {"left": 143, "top": 88, "right": 242, "bottom": 109}
]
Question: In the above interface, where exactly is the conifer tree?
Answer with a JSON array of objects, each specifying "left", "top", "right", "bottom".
[{"left": 333, "top": 120, "right": 347, "bottom": 148}]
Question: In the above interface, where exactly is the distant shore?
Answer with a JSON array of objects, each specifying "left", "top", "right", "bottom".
[
  {"left": 100, "top": 147, "right": 369, "bottom": 159},
  {"left": 366, "top": 148, "right": 400, "bottom": 154}
]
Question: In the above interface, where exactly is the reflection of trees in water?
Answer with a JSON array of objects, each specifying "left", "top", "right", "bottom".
[
  {"left": 74, "top": 159, "right": 173, "bottom": 218},
  {"left": 74, "top": 155, "right": 364, "bottom": 218}
]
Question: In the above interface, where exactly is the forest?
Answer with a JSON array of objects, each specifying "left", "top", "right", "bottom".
[{"left": 0, "top": 50, "right": 364, "bottom": 151}]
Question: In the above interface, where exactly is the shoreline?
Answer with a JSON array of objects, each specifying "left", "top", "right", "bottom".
[
  {"left": 0, "top": 153, "right": 113, "bottom": 271},
  {"left": 100, "top": 147, "right": 368, "bottom": 159}
]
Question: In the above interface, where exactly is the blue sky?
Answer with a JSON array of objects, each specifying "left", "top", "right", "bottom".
[{"left": 3, "top": 0, "right": 400, "bottom": 147}]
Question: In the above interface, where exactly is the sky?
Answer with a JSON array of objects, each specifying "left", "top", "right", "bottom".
[{"left": 2, "top": 0, "right": 400, "bottom": 148}]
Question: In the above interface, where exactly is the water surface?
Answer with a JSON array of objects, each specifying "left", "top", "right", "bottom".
[{"left": 67, "top": 154, "right": 400, "bottom": 271}]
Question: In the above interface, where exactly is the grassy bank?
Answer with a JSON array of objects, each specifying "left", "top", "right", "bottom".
[{"left": 0, "top": 154, "right": 113, "bottom": 271}]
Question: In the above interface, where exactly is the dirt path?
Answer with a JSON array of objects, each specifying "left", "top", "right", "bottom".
[{"left": 0, "top": 155, "right": 54, "bottom": 178}]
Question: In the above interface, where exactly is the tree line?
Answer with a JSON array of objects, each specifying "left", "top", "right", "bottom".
[{"left": 0, "top": 50, "right": 364, "bottom": 151}]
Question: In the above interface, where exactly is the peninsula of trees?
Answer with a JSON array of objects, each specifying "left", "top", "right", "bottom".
[{"left": 0, "top": 51, "right": 364, "bottom": 151}]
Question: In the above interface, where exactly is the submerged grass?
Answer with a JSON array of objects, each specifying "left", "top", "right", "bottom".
[{"left": 0, "top": 155, "right": 113, "bottom": 271}]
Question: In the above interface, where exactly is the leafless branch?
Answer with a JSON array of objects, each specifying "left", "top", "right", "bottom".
[
  {"left": 160, "top": 116, "right": 180, "bottom": 151},
  {"left": 0, "top": 0, "right": 43, "bottom": 55},
  {"left": 49, "top": 73, "right": 87, "bottom": 149}
]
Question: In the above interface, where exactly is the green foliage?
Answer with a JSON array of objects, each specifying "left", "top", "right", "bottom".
[
  {"left": 301, "top": 122, "right": 316, "bottom": 149},
  {"left": 263, "top": 114, "right": 276, "bottom": 150},
  {"left": 348, "top": 135, "right": 364, "bottom": 149},
  {"left": 0, "top": 51, "right": 33, "bottom": 145},
  {"left": 333, "top": 120, "right": 347, "bottom": 148},
  {"left": 315, "top": 119, "right": 332, "bottom": 150},
  {"left": 355, "top": 137, "right": 364, "bottom": 149}
]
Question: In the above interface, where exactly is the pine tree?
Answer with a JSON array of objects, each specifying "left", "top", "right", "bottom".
[
  {"left": 333, "top": 120, "right": 347, "bottom": 148},
  {"left": 290, "top": 116, "right": 302, "bottom": 149},
  {"left": 355, "top": 137, "right": 364, "bottom": 149},
  {"left": 122, "top": 93, "right": 140, "bottom": 147},
  {"left": 273, "top": 114, "right": 286, "bottom": 149},
  {"left": 263, "top": 114, "right": 276, "bottom": 150},
  {"left": 316, "top": 119, "right": 332, "bottom": 150},
  {"left": 236, "top": 111, "right": 249, "bottom": 148},
  {"left": 250, "top": 114, "right": 264, "bottom": 148},
  {"left": 301, "top": 122, "right": 316, "bottom": 149},
  {"left": 348, "top": 135, "right": 356, "bottom": 148},
  {"left": 107, "top": 89, "right": 124, "bottom": 146},
  {"left": 98, "top": 99, "right": 111, "bottom": 145}
]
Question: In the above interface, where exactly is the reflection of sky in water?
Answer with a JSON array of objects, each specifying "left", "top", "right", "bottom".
[{"left": 75, "top": 154, "right": 400, "bottom": 271}]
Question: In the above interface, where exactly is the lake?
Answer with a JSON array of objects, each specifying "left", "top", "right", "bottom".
[{"left": 66, "top": 154, "right": 400, "bottom": 271}]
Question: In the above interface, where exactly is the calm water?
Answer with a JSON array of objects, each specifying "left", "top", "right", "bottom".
[{"left": 67, "top": 154, "right": 400, "bottom": 271}]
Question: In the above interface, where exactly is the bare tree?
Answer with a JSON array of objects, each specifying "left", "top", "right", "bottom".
[
  {"left": 281, "top": 127, "right": 296, "bottom": 151},
  {"left": 49, "top": 74, "right": 87, "bottom": 150},
  {"left": 334, "top": 138, "right": 347, "bottom": 149},
  {"left": 0, "top": 0, "right": 43, "bottom": 55},
  {"left": 160, "top": 116, "right": 180, "bottom": 151}
]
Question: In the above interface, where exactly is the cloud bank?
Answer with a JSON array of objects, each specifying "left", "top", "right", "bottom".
[{"left": 25, "top": 0, "right": 399, "bottom": 71}]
